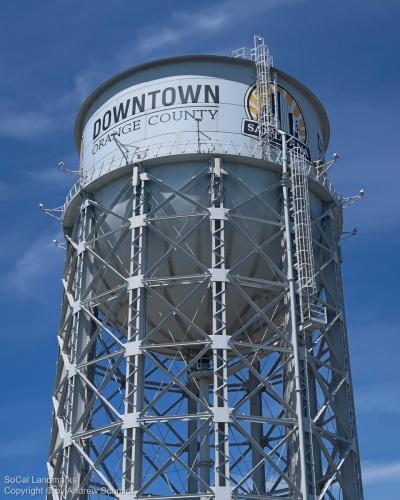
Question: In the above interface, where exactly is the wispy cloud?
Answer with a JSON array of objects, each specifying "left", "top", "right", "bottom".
[
  {"left": 25, "top": 166, "right": 75, "bottom": 189},
  {"left": 363, "top": 461, "right": 400, "bottom": 484},
  {"left": 356, "top": 386, "right": 400, "bottom": 415},
  {"left": 0, "top": 103, "right": 55, "bottom": 140},
  {"left": 0, "top": 66, "right": 109, "bottom": 141},
  {"left": 350, "top": 322, "right": 400, "bottom": 416},
  {"left": 130, "top": 2, "right": 235, "bottom": 57},
  {"left": 5, "top": 232, "right": 64, "bottom": 303},
  {"left": 124, "top": 0, "right": 302, "bottom": 58},
  {"left": 0, "top": 0, "right": 303, "bottom": 141}
]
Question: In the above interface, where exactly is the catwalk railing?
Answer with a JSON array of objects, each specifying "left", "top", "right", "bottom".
[{"left": 62, "top": 138, "right": 341, "bottom": 217}]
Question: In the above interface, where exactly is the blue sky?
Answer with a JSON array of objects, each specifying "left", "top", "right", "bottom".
[{"left": 0, "top": 0, "right": 399, "bottom": 498}]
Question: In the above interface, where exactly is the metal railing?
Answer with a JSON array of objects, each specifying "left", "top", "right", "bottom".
[
  {"left": 301, "top": 300, "right": 328, "bottom": 329},
  {"left": 231, "top": 47, "right": 255, "bottom": 60},
  {"left": 62, "top": 138, "right": 341, "bottom": 218}
]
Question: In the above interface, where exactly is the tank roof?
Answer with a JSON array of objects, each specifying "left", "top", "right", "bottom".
[{"left": 74, "top": 54, "right": 330, "bottom": 151}]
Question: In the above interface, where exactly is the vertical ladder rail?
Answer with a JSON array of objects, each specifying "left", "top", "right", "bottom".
[
  {"left": 122, "top": 164, "right": 146, "bottom": 493},
  {"left": 254, "top": 35, "right": 276, "bottom": 160},
  {"left": 289, "top": 145, "right": 327, "bottom": 329},
  {"left": 232, "top": 35, "right": 278, "bottom": 159}
]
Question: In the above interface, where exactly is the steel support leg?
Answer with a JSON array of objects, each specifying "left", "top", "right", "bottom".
[
  {"left": 210, "top": 157, "right": 230, "bottom": 497},
  {"left": 123, "top": 164, "right": 147, "bottom": 495},
  {"left": 281, "top": 133, "right": 314, "bottom": 499}
]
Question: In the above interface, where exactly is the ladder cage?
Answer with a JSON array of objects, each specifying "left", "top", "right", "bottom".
[
  {"left": 232, "top": 37, "right": 327, "bottom": 330},
  {"left": 289, "top": 146, "right": 317, "bottom": 296},
  {"left": 289, "top": 146, "right": 327, "bottom": 328},
  {"left": 232, "top": 35, "right": 279, "bottom": 160}
]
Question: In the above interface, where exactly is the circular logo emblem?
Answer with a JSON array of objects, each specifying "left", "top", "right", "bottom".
[{"left": 245, "top": 84, "right": 307, "bottom": 143}]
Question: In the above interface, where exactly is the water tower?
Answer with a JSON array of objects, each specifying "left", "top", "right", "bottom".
[{"left": 46, "top": 36, "right": 363, "bottom": 499}]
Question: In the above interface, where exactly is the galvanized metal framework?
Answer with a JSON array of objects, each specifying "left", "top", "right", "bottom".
[{"left": 47, "top": 39, "right": 363, "bottom": 500}]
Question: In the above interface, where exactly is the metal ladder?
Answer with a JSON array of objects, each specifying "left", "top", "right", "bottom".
[
  {"left": 232, "top": 35, "right": 278, "bottom": 159},
  {"left": 254, "top": 35, "right": 277, "bottom": 159},
  {"left": 289, "top": 146, "right": 327, "bottom": 330},
  {"left": 233, "top": 36, "right": 325, "bottom": 330}
]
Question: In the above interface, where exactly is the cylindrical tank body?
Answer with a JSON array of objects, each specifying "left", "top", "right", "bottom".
[
  {"left": 65, "top": 56, "right": 331, "bottom": 347},
  {"left": 48, "top": 56, "right": 363, "bottom": 500}
]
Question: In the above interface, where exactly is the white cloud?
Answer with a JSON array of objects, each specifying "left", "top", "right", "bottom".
[
  {"left": 72, "top": 67, "right": 108, "bottom": 102},
  {"left": 6, "top": 232, "right": 64, "bottom": 303},
  {"left": 130, "top": 0, "right": 302, "bottom": 58},
  {"left": 363, "top": 461, "right": 400, "bottom": 484},
  {"left": 132, "top": 29, "right": 183, "bottom": 59},
  {"left": 25, "top": 167, "right": 75, "bottom": 188},
  {"left": 350, "top": 323, "right": 400, "bottom": 416},
  {"left": 0, "top": 104, "right": 55, "bottom": 139},
  {"left": 0, "top": 0, "right": 304, "bottom": 141},
  {"left": 131, "top": 5, "right": 230, "bottom": 57},
  {"left": 356, "top": 386, "right": 400, "bottom": 415},
  {"left": 0, "top": 65, "right": 109, "bottom": 141}
]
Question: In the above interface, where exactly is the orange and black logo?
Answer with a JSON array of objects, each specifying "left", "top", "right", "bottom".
[{"left": 242, "top": 83, "right": 307, "bottom": 144}]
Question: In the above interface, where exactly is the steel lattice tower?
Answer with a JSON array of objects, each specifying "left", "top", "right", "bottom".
[{"left": 46, "top": 42, "right": 363, "bottom": 500}]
